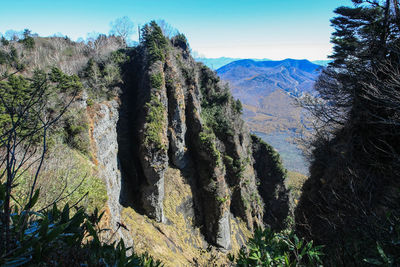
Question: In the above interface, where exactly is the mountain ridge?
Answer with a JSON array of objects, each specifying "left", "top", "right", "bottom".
[
  {"left": 217, "top": 58, "right": 321, "bottom": 175},
  {"left": 196, "top": 56, "right": 329, "bottom": 70}
]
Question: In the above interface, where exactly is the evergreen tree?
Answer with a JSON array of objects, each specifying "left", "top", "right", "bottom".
[{"left": 296, "top": 0, "right": 400, "bottom": 264}]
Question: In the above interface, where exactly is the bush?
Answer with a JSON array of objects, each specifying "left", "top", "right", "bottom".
[
  {"left": 172, "top": 33, "right": 188, "bottom": 50},
  {"left": 150, "top": 72, "right": 163, "bottom": 89},
  {"left": 234, "top": 99, "right": 243, "bottom": 114},
  {"left": 199, "top": 126, "right": 221, "bottom": 164},
  {"left": 19, "top": 29, "right": 35, "bottom": 49},
  {"left": 144, "top": 94, "right": 166, "bottom": 150},
  {"left": 0, "top": 184, "right": 163, "bottom": 266},
  {"left": 230, "top": 228, "right": 323, "bottom": 266},
  {"left": 63, "top": 108, "right": 90, "bottom": 155},
  {"left": 1, "top": 36, "right": 9, "bottom": 46},
  {"left": 141, "top": 21, "right": 169, "bottom": 64}
]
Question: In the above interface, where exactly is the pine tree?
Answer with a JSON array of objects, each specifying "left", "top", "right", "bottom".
[{"left": 296, "top": 1, "right": 400, "bottom": 264}]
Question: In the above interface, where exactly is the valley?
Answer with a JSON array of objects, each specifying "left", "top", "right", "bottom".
[{"left": 216, "top": 58, "right": 322, "bottom": 175}]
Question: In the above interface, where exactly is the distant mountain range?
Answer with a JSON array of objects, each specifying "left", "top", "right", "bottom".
[
  {"left": 216, "top": 58, "right": 323, "bottom": 175},
  {"left": 196, "top": 56, "right": 330, "bottom": 70},
  {"left": 195, "top": 57, "right": 270, "bottom": 70}
]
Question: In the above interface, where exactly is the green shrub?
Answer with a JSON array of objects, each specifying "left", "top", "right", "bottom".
[
  {"left": 224, "top": 155, "right": 245, "bottom": 178},
  {"left": 144, "top": 94, "right": 166, "bottom": 150},
  {"left": 234, "top": 99, "right": 243, "bottom": 114},
  {"left": 172, "top": 33, "right": 188, "bottom": 50},
  {"left": 1, "top": 36, "right": 9, "bottom": 46},
  {"left": 150, "top": 72, "right": 163, "bottom": 89},
  {"left": 216, "top": 195, "right": 229, "bottom": 204},
  {"left": 230, "top": 228, "right": 323, "bottom": 266},
  {"left": 63, "top": 108, "right": 90, "bottom": 155},
  {"left": 141, "top": 21, "right": 169, "bottom": 64},
  {"left": 0, "top": 183, "right": 163, "bottom": 266},
  {"left": 19, "top": 29, "right": 35, "bottom": 49},
  {"left": 81, "top": 52, "right": 126, "bottom": 101},
  {"left": 86, "top": 98, "right": 94, "bottom": 106},
  {"left": 103, "top": 62, "right": 121, "bottom": 85},
  {"left": 110, "top": 49, "right": 130, "bottom": 65},
  {"left": 199, "top": 126, "right": 221, "bottom": 164},
  {"left": 0, "top": 51, "right": 8, "bottom": 65},
  {"left": 49, "top": 67, "right": 82, "bottom": 93}
]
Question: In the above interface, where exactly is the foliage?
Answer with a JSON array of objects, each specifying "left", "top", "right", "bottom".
[
  {"left": 234, "top": 98, "right": 243, "bottom": 114},
  {"left": 144, "top": 94, "right": 166, "bottom": 150},
  {"left": 141, "top": 21, "right": 169, "bottom": 64},
  {"left": 110, "top": 49, "right": 130, "bottom": 65},
  {"left": 171, "top": 33, "right": 189, "bottom": 50},
  {"left": 223, "top": 155, "right": 245, "bottom": 178},
  {"left": 252, "top": 134, "right": 287, "bottom": 181},
  {"left": 19, "top": 29, "right": 35, "bottom": 49},
  {"left": 0, "top": 68, "right": 81, "bottom": 143},
  {"left": 198, "top": 65, "right": 237, "bottom": 139},
  {"left": 0, "top": 46, "right": 25, "bottom": 75},
  {"left": 81, "top": 50, "right": 128, "bottom": 100},
  {"left": 150, "top": 72, "right": 163, "bottom": 89},
  {"left": 0, "top": 184, "right": 163, "bottom": 266},
  {"left": 199, "top": 126, "right": 221, "bottom": 164},
  {"left": 49, "top": 67, "right": 82, "bottom": 93},
  {"left": 230, "top": 228, "right": 323, "bottom": 266},
  {"left": 1, "top": 36, "right": 10, "bottom": 46},
  {"left": 295, "top": 0, "right": 400, "bottom": 264}
]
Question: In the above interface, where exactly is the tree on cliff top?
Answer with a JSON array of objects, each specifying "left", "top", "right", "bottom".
[{"left": 109, "top": 16, "right": 135, "bottom": 44}]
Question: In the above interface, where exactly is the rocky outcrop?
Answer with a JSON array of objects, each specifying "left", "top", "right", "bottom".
[
  {"left": 88, "top": 100, "right": 132, "bottom": 245},
  {"left": 113, "top": 22, "right": 291, "bottom": 251}
]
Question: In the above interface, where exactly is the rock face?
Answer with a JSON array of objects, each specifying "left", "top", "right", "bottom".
[
  {"left": 112, "top": 22, "right": 290, "bottom": 251},
  {"left": 88, "top": 100, "right": 131, "bottom": 245}
]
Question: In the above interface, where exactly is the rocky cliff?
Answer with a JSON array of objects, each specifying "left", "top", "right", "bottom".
[
  {"left": 113, "top": 22, "right": 290, "bottom": 253},
  {"left": 87, "top": 23, "right": 291, "bottom": 264},
  {"left": 2, "top": 23, "right": 291, "bottom": 265}
]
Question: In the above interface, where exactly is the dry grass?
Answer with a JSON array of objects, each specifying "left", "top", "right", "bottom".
[
  {"left": 121, "top": 167, "right": 251, "bottom": 266},
  {"left": 286, "top": 171, "right": 308, "bottom": 205}
]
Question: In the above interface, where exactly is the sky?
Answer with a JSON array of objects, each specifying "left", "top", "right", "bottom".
[{"left": 0, "top": 0, "right": 352, "bottom": 60}]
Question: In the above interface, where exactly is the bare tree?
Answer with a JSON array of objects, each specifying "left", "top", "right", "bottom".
[
  {"left": 155, "top": 19, "right": 178, "bottom": 38},
  {"left": 109, "top": 16, "right": 135, "bottom": 44}
]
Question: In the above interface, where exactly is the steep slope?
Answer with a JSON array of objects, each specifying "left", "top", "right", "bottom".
[{"left": 115, "top": 24, "right": 290, "bottom": 258}]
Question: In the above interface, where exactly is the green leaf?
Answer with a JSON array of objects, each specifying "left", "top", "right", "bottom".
[
  {"left": 44, "top": 222, "right": 69, "bottom": 243},
  {"left": 61, "top": 203, "right": 70, "bottom": 223},
  {"left": 24, "top": 189, "right": 39, "bottom": 210},
  {"left": 376, "top": 242, "right": 388, "bottom": 262},
  {"left": 363, "top": 258, "right": 383, "bottom": 265},
  {"left": 85, "top": 220, "right": 100, "bottom": 244}
]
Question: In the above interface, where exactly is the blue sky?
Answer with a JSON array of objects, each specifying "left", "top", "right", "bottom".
[{"left": 0, "top": 0, "right": 351, "bottom": 60}]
